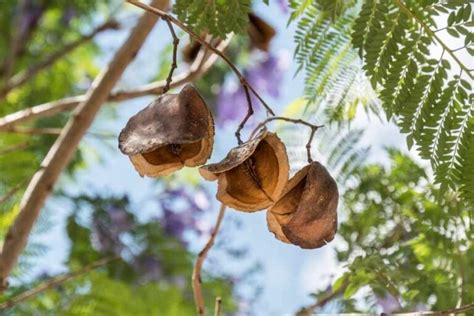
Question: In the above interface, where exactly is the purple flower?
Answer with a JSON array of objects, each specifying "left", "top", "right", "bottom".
[
  {"left": 216, "top": 52, "right": 288, "bottom": 126},
  {"left": 216, "top": 86, "right": 249, "bottom": 126},
  {"left": 158, "top": 187, "right": 211, "bottom": 244},
  {"left": 245, "top": 54, "right": 285, "bottom": 98}
]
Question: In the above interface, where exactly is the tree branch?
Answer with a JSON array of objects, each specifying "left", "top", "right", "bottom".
[
  {"left": 192, "top": 204, "right": 226, "bottom": 316},
  {"left": 0, "top": 256, "right": 119, "bottom": 311},
  {"left": 0, "top": 0, "right": 170, "bottom": 291},
  {"left": 0, "top": 37, "right": 230, "bottom": 132},
  {"left": 0, "top": 19, "right": 120, "bottom": 99},
  {"left": 126, "top": 0, "right": 277, "bottom": 119}
]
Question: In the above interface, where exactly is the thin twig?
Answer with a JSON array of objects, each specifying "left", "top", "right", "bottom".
[
  {"left": 0, "top": 142, "right": 30, "bottom": 155},
  {"left": 126, "top": 0, "right": 277, "bottom": 125},
  {"left": 235, "top": 86, "right": 254, "bottom": 144},
  {"left": 192, "top": 204, "right": 226, "bottom": 316},
  {"left": 0, "top": 0, "right": 169, "bottom": 292},
  {"left": 0, "top": 256, "right": 119, "bottom": 311},
  {"left": 250, "top": 116, "right": 323, "bottom": 162},
  {"left": 1, "top": 126, "right": 63, "bottom": 136},
  {"left": 0, "top": 19, "right": 120, "bottom": 99},
  {"left": 162, "top": 17, "right": 179, "bottom": 93},
  {"left": 0, "top": 181, "right": 27, "bottom": 206},
  {"left": 0, "top": 37, "right": 231, "bottom": 132},
  {"left": 214, "top": 297, "right": 222, "bottom": 316}
]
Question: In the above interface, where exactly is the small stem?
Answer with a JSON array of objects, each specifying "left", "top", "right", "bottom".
[
  {"left": 235, "top": 85, "right": 254, "bottom": 144},
  {"left": 1, "top": 126, "right": 63, "bottom": 135},
  {"left": 306, "top": 127, "right": 318, "bottom": 163},
  {"left": 126, "top": 0, "right": 276, "bottom": 126},
  {"left": 192, "top": 204, "right": 226, "bottom": 316},
  {"left": 451, "top": 45, "right": 468, "bottom": 53},
  {"left": 0, "top": 256, "right": 119, "bottom": 310},
  {"left": 249, "top": 116, "right": 323, "bottom": 162},
  {"left": 0, "top": 181, "right": 26, "bottom": 206},
  {"left": 163, "top": 17, "right": 179, "bottom": 93}
]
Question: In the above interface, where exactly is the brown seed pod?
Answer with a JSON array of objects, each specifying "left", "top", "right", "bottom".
[
  {"left": 182, "top": 40, "right": 202, "bottom": 64},
  {"left": 200, "top": 130, "right": 289, "bottom": 212},
  {"left": 267, "top": 162, "right": 338, "bottom": 249},
  {"left": 266, "top": 211, "right": 290, "bottom": 244},
  {"left": 248, "top": 13, "right": 276, "bottom": 52},
  {"left": 118, "top": 84, "right": 214, "bottom": 177}
]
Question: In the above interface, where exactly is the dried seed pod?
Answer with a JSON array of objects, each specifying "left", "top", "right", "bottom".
[
  {"left": 200, "top": 130, "right": 289, "bottom": 212},
  {"left": 182, "top": 40, "right": 202, "bottom": 63},
  {"left": 267, "top": 162, "right": 338, "bottom": 249},
  {"left": 266, "top": 211, "right": 290, "bottom": 244},
  {"left": 182, "top": 35, "right": 222, "bottom": 64},
  {"left": 119, "top": 84, "right": 214, "bottom": 177},
  {"left": 248, "top": 13, "right": 276, "bottom": 51}
]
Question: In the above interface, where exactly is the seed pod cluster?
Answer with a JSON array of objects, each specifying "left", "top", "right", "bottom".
[{"left": 119, "top": 85, "right": 338, "bottom": 249}]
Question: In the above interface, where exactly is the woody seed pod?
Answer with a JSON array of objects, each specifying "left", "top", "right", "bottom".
[
  {"left": 119, "top": 84, "right": 214, "bottom": 177},
  {"left": 200, "top": 130, "right": 289, "bottom": 212},
  {"left": 248, "top": 13, "right": 276, "bottom": 52},
  {"left": 267, "top": 161, "right": 338, "bottom": 249}
]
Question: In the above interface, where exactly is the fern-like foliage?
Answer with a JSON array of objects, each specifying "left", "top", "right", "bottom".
[
  {"left": 173, "top": 0, "right": 251, "bottom": 37},
  {"left": 290, "top": 0, "right": 381, "bottom": 123},
  {"left": 352, "top": 0, "right": 474, "bottom": 202}
]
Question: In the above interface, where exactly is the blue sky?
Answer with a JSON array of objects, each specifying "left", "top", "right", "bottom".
[{"left": 28, "top": 2, "right": 423, "bottom": 315}]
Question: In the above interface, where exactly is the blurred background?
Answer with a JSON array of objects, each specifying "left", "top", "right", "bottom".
[{"left": 0, "top": 0, "right": 473, "bottom": 315}]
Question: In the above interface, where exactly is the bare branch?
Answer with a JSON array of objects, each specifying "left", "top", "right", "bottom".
[
  {"left": 162, "top": 17, "right": 179, "bottom": 93},
  {"left": 192, "top": 204, "right": 226, "bottom": 316},
  {"left": 235, "top": 86, "right": 254, "bottom": 144},
  {"left": 0, "top": 38, "right": 230, "bottom": 132},
  {"left": 0, "top": 256, "right": 119, "bottom": 311},
  {"left": 0, "top": 20, "right": 120, "bottom": 99},
  {"left": 0, "top": 142, "right": 30, "bottom": 155},
  {"left": 0, "top": 0, "right": 170, "bottom": 291},
  {"left": 1, "top": 126, "right": 62, "bottom": 136},
  {"left": 0, "top": 181, "right": 27, "bottom": 206},
  {"left": 126, "top": 0, "right": 277, "bottom": 118}
]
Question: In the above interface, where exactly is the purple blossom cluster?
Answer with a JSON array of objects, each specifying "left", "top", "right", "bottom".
[
  {"left": 216, "top": 52, "right": 288, "bottom": 126},
  {"left": 158, "top": 187, "right": 211, "bottom": 245}
]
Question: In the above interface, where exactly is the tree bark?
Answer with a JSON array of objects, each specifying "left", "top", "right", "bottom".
[{"left": 0, "top": 0, "right": 169, "bottom": 291}]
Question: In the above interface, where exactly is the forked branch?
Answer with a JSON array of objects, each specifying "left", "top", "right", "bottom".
[{"left": 0, "top": 37, "right": 230, "bottom": 131}]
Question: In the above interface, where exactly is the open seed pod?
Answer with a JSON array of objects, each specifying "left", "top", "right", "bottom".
[
  {"left": 119, "top": 84, "right": 214, "bottom": 177},
  {"left": 200, "top": 130, "right": 289, "bottom": 212},
  {"left": 248, "top": 12, "right": 276, "bottom": 51},
  {"left": 267, "top": 162, "right": 338, "bottom": 249}
]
